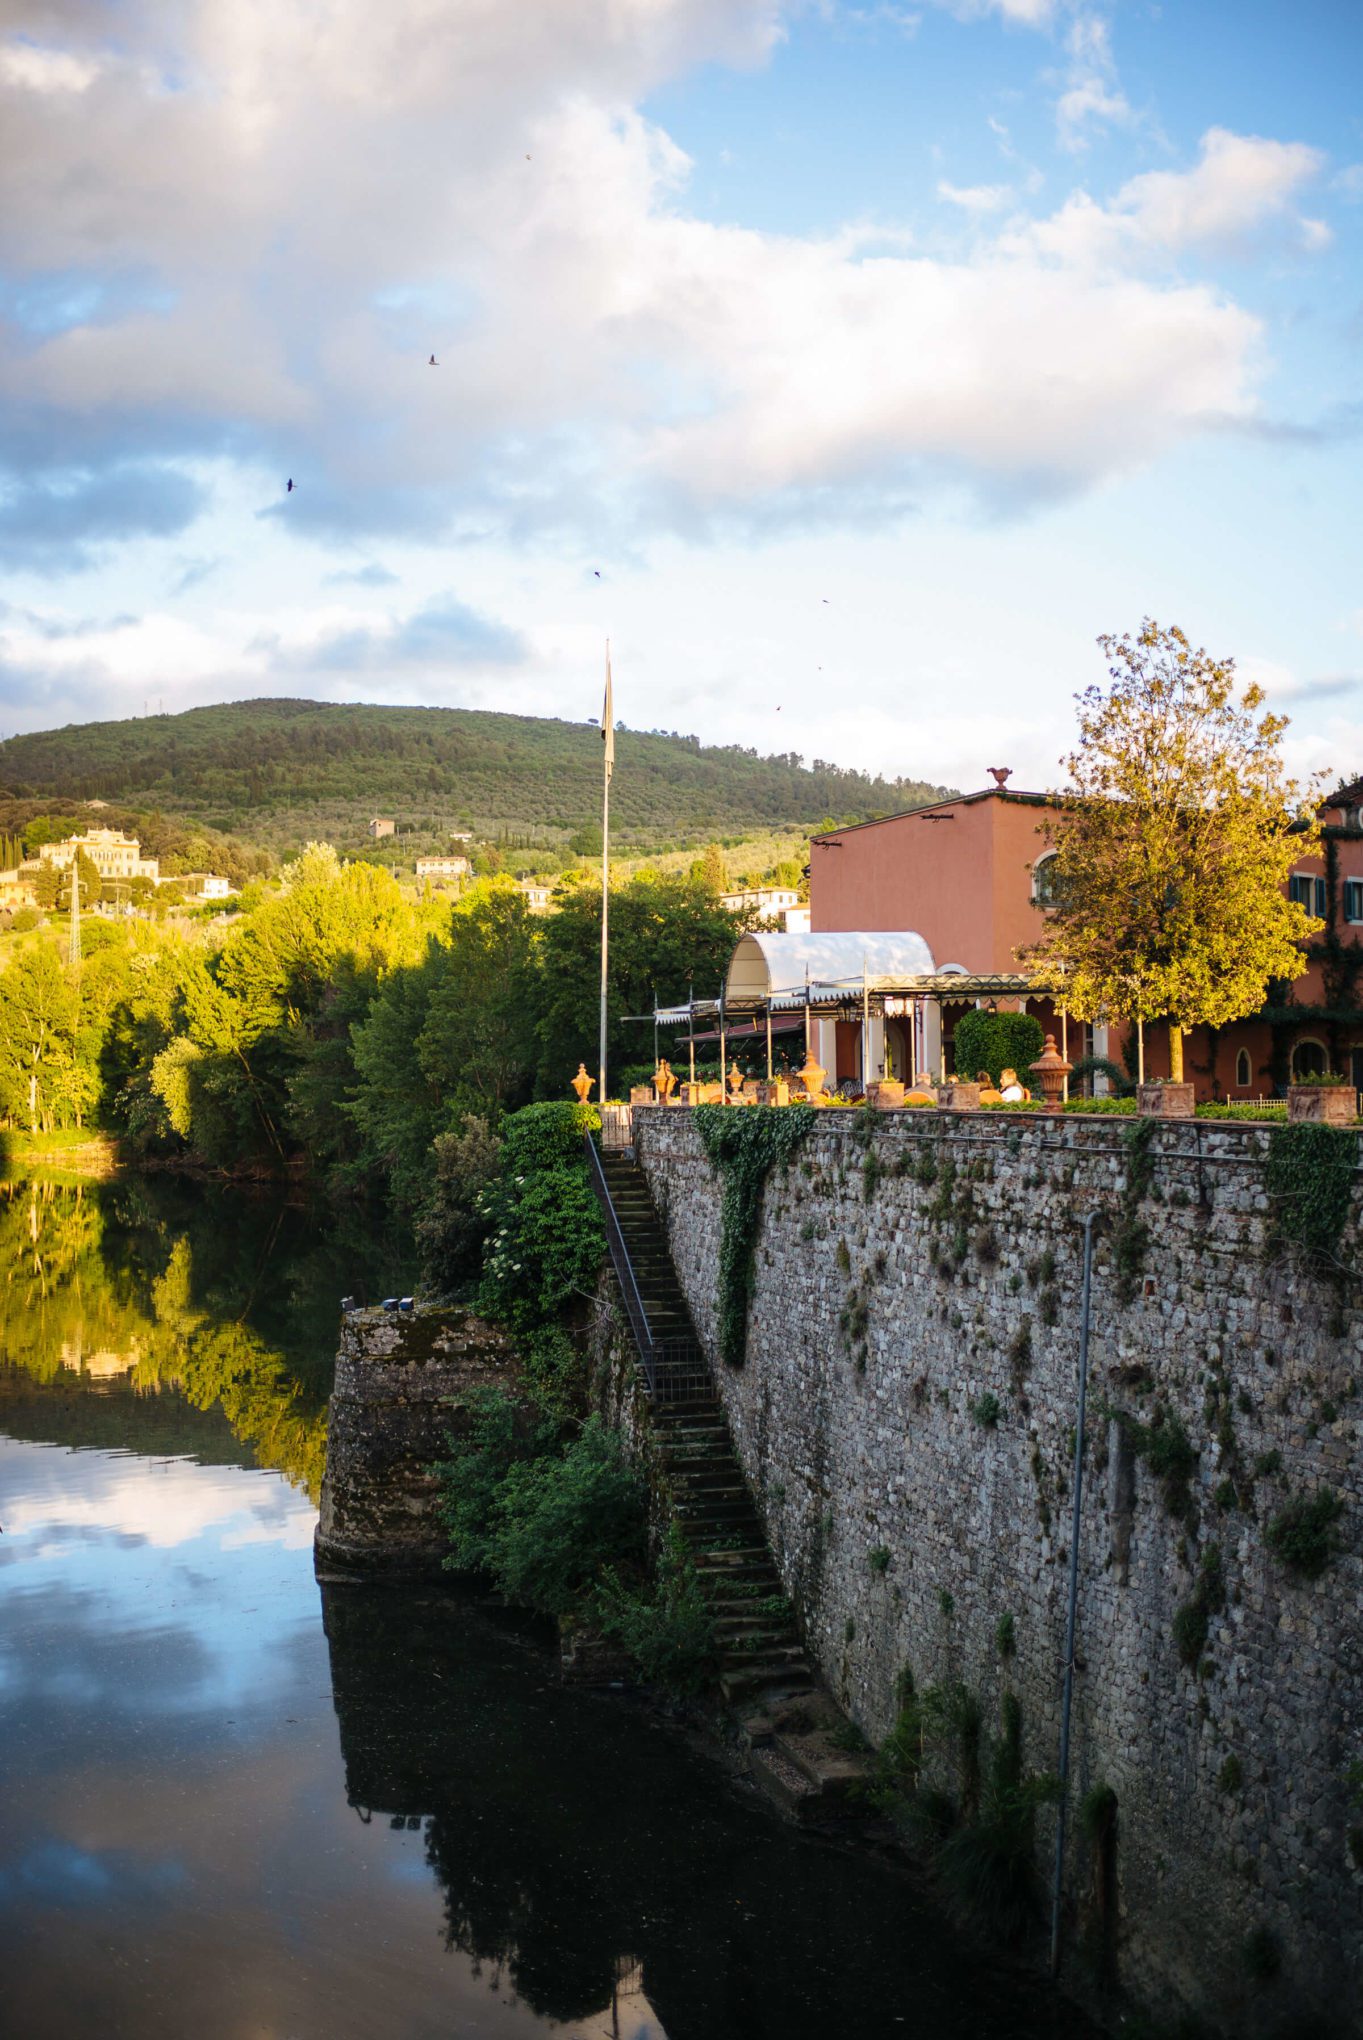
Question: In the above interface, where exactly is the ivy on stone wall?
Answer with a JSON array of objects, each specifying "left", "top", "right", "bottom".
[
  {"left": 1264, "top": 1122, "right": 1355, "bottom": 1268},
  {"left": 1113, "top": 1116, "right": 1157, "bottom": 1305},
  {"left": 695, "top": 1104, "right": 816, "bottom": 1366}
]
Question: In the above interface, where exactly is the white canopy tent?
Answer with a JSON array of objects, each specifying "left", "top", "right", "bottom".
[{"left": 723, "top": 930, "right": 937, "bottom": 1007}]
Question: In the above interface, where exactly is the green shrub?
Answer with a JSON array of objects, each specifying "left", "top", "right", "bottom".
[
  {"left": 477, "top": 1165, "right": 605, "bottom": 1330},
  {"left": 1217, "top": 1754, "right": 1243, "bottom": 1794},
  {"left": 436, "top": 1387, "right": 532, "bottom": 1573},
  {"left": 868, "top": 1544, "right": 892, "bottom": 1574},
  {"left": 951, "top": 1010, "right": 1045, "bottom": 1089},
  {"left": 415, "top": 1113, "right": 502, "bottom": 1294},
  {"left": 995, "top": 1611, "right": 1016, "bottom": 1659},
  {"left": 482, "top": 1417, "right": 646, "bottom": 1617},
  {"left": 1265, "top": 1487, "right": 1343, "bottom": 1580},
  {"left": 971, "top": 1392, "right": 1002, "bottom": 1429},
  {"left": 502, "top": 1099, "right": 599, "bottom": 1174},
  {"left": 596, "top": 1525, "right": 714, "bottom": 1694}
]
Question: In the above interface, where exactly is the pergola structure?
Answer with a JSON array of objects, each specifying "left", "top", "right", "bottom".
[{"left": 651, "top": 931, "right": 1063, "bottom": 1088}]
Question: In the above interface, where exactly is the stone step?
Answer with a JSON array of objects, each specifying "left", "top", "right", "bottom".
[
  {"left": 719, "top": 1662, "right": 815, "bottom": 1703},
  {"left": 746, "top": 1745, "right": 822, "bottom": 1822},
  {"left": 774, "top": 1732, "right": 874, "bottom": 1802},
  {"left": 713, "top": 1622, "right": 800, "bottom": 1652}
]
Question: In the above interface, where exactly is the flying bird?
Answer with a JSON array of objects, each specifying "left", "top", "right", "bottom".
[
  {"left": 429, "top": 354, "right": 438, "bottom": 366},
  {"left": 821, "top": 597, "right": 829, "bottom": 604},
  {"left": 593, "top": 569, "right": 601, "bottom": 579},
  {"left": 286, "top": 479, "right": 294, "bottom": 493}
]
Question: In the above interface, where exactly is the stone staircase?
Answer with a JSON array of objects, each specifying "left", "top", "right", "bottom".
[{"left": 595, "top": 1150, "right": 812, "bottom": 1704}]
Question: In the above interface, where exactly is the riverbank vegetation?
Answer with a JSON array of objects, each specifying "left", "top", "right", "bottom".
[
  {"left": 0, "top": 845, "right": 739, "bottom": 1204},
  {"left": 433, "top": 1098, "right": 714, "bottom": 1693}
]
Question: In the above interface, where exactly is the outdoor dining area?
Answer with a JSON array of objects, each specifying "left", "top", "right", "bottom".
[{"left": 610, "top": 931, "right": 1076, "bottom": 1111}]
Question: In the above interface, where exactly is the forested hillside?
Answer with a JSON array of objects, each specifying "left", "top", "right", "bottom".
[{"left": 0, "top": 699, "right": 951, "bottom": 854}]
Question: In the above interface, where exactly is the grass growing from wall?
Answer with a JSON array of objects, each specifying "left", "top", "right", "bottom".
[{"left": 695, "top": 1103, "right": 816, "bottom": 1365}]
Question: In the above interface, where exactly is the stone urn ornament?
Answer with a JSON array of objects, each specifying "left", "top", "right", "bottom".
[
  {"left": 653, "top": 1058, "right": 677, "bottom": 1104},
  {"left": 726, "top": 1060, "right": 746, "bottom": 1098},
  {"left": 1028, "top": 1033, "right": 1072, "bottom": 1107},
  {"left": 797, "top": 1050, "right": 827, "bottom": 1101},
  {"left": 571, "top": 1063, "right": 594, "bottom": 1106}
]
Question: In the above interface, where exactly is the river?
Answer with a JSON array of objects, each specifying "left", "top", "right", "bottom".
[{"left": 0, "top": 1174, "right": 1096, "bottom": 2039}]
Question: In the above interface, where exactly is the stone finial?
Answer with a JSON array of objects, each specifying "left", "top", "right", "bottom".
[
  {"left": 571, "top": 1063, "right": 594, "bottom": 1104},
  {"left": 1029, "top": 1033, "right": 1072, "bottom": 1105}
]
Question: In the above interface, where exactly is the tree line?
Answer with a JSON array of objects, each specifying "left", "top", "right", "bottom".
[
  {"left": 0, "top": 850, "right": 740, "bottom": 1197},
  {"left": 0, "top": 698, "right": 952, "bottom": 854}
]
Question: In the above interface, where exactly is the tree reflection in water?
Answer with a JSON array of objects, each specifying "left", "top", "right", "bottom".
[
  {"left": 320, "top": 1580, "right": 1096, "bottom": 2040},
  {"left": 0, "top": 1174, "right": 408, "bottom": 1497}
]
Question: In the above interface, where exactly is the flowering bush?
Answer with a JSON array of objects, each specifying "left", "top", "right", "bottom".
[{"left": 477, "top": 1164, "right": 605, "bottom": 1331}]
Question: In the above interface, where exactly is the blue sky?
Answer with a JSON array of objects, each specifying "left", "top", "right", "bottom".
[{"left": 0, "top": 0, "right": 1359, "bottom": 795}]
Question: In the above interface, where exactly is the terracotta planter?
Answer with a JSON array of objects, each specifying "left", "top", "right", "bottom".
[
  {"left": 1029, "top": 1034, "right": 1073, "bottom": 1108},
  {"left": 757, "top": 1079, "right": 791, "bottom": 1106},
  {"left": 1137, "top": 1082, "right": 1195, "bottom": 1119},
  {"left": 1288, "top": 1084, "right": 1358, "bottom": 1124},
  {"left": 629, "top": 1085, "right": 654, "bottom": 1106},
  {"left": 797, "top": 1054, "right": 827, "bottom": 1101},
  {"left": 679, "top": 1081, "right": 706, "bottom": 1106},
  {"left": 937, "top": 1081, "right": 981, "bottom": 1111},
  {"left": 867, "top": 1079, "right": 905, "bottom": 1112}
]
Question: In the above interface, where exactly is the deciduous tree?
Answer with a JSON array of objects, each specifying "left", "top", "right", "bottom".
[{"left": 1022, "top": 620, "right": 1321, "bottom": 1080}]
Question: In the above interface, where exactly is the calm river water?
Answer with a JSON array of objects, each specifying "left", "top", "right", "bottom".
[{"left": 0, "top": 1175, "right": 1095, "bottom": 2040}]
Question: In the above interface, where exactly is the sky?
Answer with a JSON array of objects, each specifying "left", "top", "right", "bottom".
[{"left": 0, "top": 0, "right": 1360, "bottom": 797}]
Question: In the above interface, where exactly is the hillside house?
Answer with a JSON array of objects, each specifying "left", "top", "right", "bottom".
[
  {"left": 518, "top": 881, "right": 556, "bottom": 914},
  {"left": 30, "top": 828, "right": 161, "bottom": 885},
  {"left": 415, "top": 856, "right": 470, "bottom": 886},
  {"left": 719, "top": 886, "right": 802, "bottom": 918},
  {"left": 809, "top": 776, "right": 1363, "bottom": 1098},
  {"left": 368, "top": 818, "right": 395, "bottom": 840}
]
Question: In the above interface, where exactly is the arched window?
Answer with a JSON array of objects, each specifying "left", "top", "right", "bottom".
[
  {"left": 1032, "top": 853, "right": 1062, "bottom": 906},
  {"left": 1235, "top": 1048, "right": 1251, "bottom": 1089},
  {"left": 1291, "top": 1038, "right": 1328, "bottom": 1082}
]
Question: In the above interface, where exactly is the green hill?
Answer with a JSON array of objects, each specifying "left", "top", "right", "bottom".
[{"left": 0, "top": 699, "right": 952, "bottom": 857}]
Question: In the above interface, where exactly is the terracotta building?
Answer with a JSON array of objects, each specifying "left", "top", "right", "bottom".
[{"left": 809, "top": 776, "right": 1363, "bottom": 1100}]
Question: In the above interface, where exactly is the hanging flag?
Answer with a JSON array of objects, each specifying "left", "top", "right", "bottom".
[{"left": 602, "top": 648, "right": 615, "bottom": 783}]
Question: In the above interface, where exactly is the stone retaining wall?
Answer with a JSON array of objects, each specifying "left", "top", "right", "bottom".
[
  {"left": 316, "top": 1306, "right": 519, "bottom": 1579},
  {"left": 633, "top": 1106, "right": 1363, "bottom": 2036}
]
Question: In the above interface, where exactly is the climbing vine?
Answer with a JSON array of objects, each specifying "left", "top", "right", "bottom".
[
  {"left": 695, "top": 1104, "right": 816, "bottom": 1366},
  {"left": 1264, "top": 1122, "right": 1355, "bottom": 1268},
  {"left": 1112, "top": 1116, "right": 1157, "bottom": 1304}
]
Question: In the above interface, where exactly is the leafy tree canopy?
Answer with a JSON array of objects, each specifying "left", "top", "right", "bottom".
[{"left": 1022, "top": 620, "right": 1321, "bottom": 1080}]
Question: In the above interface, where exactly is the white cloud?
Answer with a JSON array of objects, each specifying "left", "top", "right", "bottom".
[
  {"left": 937, "top": 179, "right": 1013, "bottom": 212},
  {"left": 0, "top": 2, "right": 1295, "bottom": 559},
  {"left": 931, "top": 0, "right": 1055, "bottom": 24},
  {"left": 1014, "top": 127, "right": 1328, "bottom": 267},
  {"left": 1054, "top": 10, "right": 1136, "bottom": 150}
]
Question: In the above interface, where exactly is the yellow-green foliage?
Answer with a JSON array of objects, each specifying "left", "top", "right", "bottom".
[{"left": 1023, "top": 619, "right": 1321, "bottom": 1078}]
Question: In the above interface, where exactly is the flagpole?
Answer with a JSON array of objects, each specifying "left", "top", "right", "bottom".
[{"left": 599, "top": 641, "right": 613, "bottom": 1108}]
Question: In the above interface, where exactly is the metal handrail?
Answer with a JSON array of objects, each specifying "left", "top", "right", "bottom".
[{"left": 584, "top": 1134, "right": 709, "bottom": 1402}]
